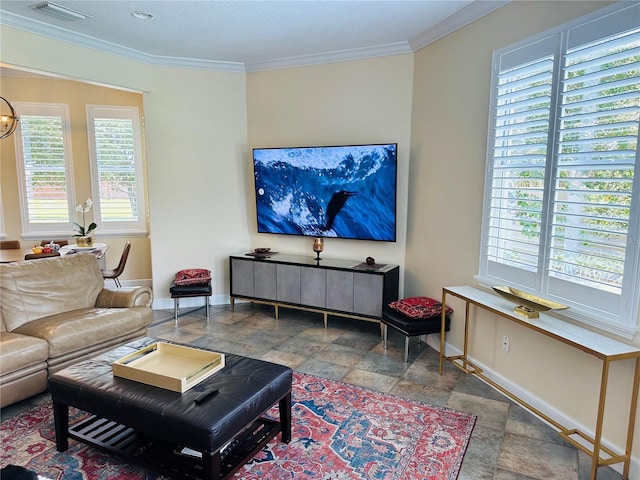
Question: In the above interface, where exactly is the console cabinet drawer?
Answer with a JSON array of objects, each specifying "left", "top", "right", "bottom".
[
  {"left": 277, "top": 264, "right": 301, "bottom": 304},
  {"left": 230, "top": 258, "right": 254, "bottom": 297},
  {"left": 254, "top": 262, "right": 277, "bottom": 299},
  {"left": 301, "top": 267, "right": 326, "bottom": 308},
  {"left": 354, "top": 273, "right": 383, "bottom": 316},
  {"left": 326, "top": 270, "right": 354, "bottom": 312}
]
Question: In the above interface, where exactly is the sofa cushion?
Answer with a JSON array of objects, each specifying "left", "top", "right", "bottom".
[
  {"left": 13, "top": 306, "right": 152, "bottom": 359},
  {"left": 0, "top": 331, "right": 49, "bottom": 376},
  {"left": 0, "top": 254, "right": 104, "bottom": 332}
]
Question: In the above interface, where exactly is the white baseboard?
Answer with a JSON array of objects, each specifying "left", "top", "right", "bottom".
[{"left": 425, "top": 335, "right": 639, "bottom": 480}]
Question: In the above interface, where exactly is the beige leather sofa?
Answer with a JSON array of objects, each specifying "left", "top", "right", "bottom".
[{"left": 0, "top": 253, "right": 153, "bottom": 408}]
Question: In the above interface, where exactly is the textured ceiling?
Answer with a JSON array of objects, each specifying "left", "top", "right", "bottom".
[{"left": 0, "top": 0, "right": 507, "bottom": 71}]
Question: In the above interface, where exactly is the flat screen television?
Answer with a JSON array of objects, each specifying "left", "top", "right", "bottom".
[{"left": 253, "top": 143, "right": 397, "bottom": 242}]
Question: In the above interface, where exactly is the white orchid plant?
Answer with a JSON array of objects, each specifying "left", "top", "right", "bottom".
[{"left": 73, "top": 198, "right": 97, "bottom": 237}]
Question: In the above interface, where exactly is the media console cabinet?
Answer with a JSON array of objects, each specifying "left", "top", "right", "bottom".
[{"left": 229, "top": 253, "right": 399, "bottom": 329}]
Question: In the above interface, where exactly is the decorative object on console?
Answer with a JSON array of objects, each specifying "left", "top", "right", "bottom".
[
  {"left": 246, "top": 250, "right": 278, "bottom": 258},
  {"left": 312, "top": 237, "right": 324, "bottom": 260},
  {"left": 0, "top": 97, "right": 19, "bottom": 140},
  {"left": 492, "top": 286, "right": 568, "bottom": 319},
  {"left": 73, "top": 198, "right": 97, "bottom": 246},
  {"left": 353, "top": 261, "right": 386, "bottom": 271}
]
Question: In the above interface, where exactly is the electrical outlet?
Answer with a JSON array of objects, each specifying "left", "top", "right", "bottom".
[{"left": 502, "top": 335, "right": 510, "bottom": 352}]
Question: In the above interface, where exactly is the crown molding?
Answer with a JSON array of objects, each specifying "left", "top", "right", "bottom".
[
  {"left": 245, "top": 41, "right": 413, "bottom": 73},
  {"left": 409, "top": 0, "right": 510, "bottom": 51},
  {"left": 1, "top": 2, "right": 510, "bottom": 73},
  {"left": 0, "top": 10, "right": 245, "bottom": 72}
]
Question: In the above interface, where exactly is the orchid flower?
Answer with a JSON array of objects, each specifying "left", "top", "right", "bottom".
[{"left": 73, "top": 198, "right": 97, "bottom": 237}]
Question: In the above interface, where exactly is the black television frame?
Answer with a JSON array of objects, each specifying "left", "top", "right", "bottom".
[{"left": 252, "top": 143, "right": 398, "bottom": 242}]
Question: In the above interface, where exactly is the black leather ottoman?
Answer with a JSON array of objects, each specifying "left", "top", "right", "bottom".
[
  {"left": 382, "top": 307, "right": 451, "bottom": 362},
  {"left": 48, "top": 337, "right": 292, "bottom": 480}
]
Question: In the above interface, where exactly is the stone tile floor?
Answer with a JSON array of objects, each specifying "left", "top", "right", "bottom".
[
  {"left": 1, "top": 303, "right": 625, "bottom": 480},
  {"left": 147, "top": 303, "right": 624, "bottom": 480}
]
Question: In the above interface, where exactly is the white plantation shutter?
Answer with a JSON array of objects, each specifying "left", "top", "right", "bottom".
[
  {"left": 479, "top": 3, "right": 640, "bottom": 337},
  {"left": 484, "top": 38, "right": 556, "bottom": 288},
  {"left": 14, "top": 103, "right": 76, "bottom": 236},
  {"left": 86, "top": 106, "right": 146, "bottom": 235}
]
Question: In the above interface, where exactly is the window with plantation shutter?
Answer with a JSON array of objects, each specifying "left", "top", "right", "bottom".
[
  {"left": 86, "top": 105, "right": 146, "bottom": 235},
  {"left": 13, "top": 102, "right": 76, "bottom": 237},
  {"left": 478, "top": 2, "right": 640, "bottom": 338}
]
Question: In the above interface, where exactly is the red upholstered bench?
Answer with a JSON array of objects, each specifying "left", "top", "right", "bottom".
[{"left": 381, "top": 297, "right": 452, "bottom": 362}]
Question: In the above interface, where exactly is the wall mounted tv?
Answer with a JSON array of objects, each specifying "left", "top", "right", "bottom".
[{"left": 253, "top": 143, "right": 397, "bottom": 242}]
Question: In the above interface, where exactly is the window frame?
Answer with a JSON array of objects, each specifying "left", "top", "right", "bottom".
[
  {"left": 477, "top": 2, "right": 640, "bottom": 339},
  {"left": 86, "top": 104, "right": 147, "bottom": 237},
  {"left": 13, "top": 102, "right": 77, "bottom": 240}
]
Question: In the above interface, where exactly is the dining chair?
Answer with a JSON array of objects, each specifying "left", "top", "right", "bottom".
[
  {"left": 102, "top": 242, "right": 130, "bottom": 287},
  {"left": 1, "top": 240, "right": 21, "bottom": 249},
  {"left": 24, "top": 252, "right": 61, "bottom": 260}
]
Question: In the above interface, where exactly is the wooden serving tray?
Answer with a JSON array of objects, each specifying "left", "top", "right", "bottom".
[{"left": 113, "top": 342, "right": 225, "bottom": 393}]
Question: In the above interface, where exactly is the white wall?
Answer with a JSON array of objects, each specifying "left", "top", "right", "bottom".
[
  {"left": 144, "top": 66, "right": 249, "bottom": 307},
  {"left": 246, "top": 55, "right": 414, "bottom": 293}
]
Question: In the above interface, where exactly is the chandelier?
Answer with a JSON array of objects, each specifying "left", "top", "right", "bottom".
[{"left": 1, "top": 97, "right": 19, "bottom": 139}]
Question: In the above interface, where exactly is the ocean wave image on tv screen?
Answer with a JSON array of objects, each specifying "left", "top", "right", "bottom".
[{"left": 254, "top": 144, "right": 396, "bottom": 241}]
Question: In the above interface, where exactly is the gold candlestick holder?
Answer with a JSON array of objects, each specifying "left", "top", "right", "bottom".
[{"left": 312, "top": 237, "right": 324, "bottom": 261}]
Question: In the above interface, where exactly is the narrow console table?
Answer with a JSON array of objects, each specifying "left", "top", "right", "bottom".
[
  {"left": 439, "top": 286, "right": 640, "bottom": 480},
  {"left": 230, "top": 253, "right": 399, "bottom": 329}
]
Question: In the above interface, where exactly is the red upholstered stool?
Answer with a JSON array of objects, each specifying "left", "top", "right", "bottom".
[
  {"left": 381, "top": 297, "right": 452, "bottom": 362},
  {"left": 169, "top": 269, "right": 212, "bottom": 322}
]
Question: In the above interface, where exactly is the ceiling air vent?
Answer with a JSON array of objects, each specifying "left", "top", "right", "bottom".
[{"left": 30, "top": 1, "right": 91, "bottom": 21}]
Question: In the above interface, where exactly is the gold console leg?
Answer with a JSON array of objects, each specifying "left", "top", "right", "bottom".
[{"left": 623, "top": 357, "right": 640, "bottom": 479}]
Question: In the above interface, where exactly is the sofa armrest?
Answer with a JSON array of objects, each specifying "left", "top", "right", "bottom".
[{"left": 95, "top": 287, "right": 153, "bottom": 308}]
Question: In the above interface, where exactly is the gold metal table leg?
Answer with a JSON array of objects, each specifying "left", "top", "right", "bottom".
[
  {"left": 440, "top": 290, "right": 447, "bottom": 375},
  {"left": 623, "top": 357, "right": 640, "bottom": 479},
  {"left": 590, "top": 359, "right": 610, "bottom": 480}
]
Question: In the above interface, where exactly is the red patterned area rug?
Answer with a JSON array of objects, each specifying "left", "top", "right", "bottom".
[{"left": 1, "top": 372, "right": 476, "bottom": 480}]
